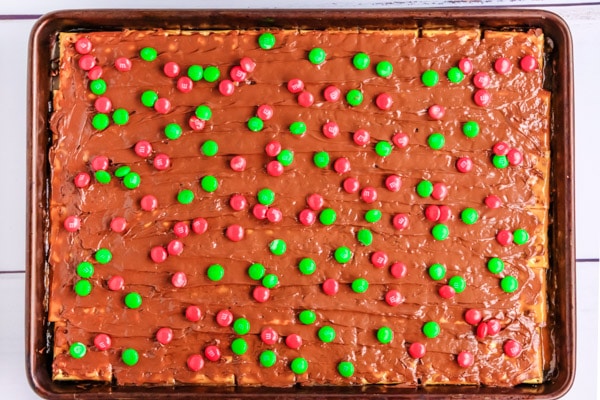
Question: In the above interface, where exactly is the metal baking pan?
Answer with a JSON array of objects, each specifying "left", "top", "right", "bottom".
[{"left": 26, "top": 9, "right": 575, "bottom": 399}]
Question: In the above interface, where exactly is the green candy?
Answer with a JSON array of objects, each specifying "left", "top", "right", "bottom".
[
  {"left": 513, "top": 229, "right": 529, "bottom": 245},
  {"left": 233, "top": 318, "right": 250, "bottom": 335},
  {"left": 95, "top": 248, "right": 112, "bottom": 264},
  {"left": 346, "top": 89, "right": 363, "bottom": 106},
  {"left": 122, "top": 348, "right": 139, "bottom": 366},
  {"left": 277, "top": 149, "right": 294, "bottom": 166},
  {"left": 428, "top": 133, "right": 445, "bottom": 150},
  {"left": 141, "top": 90, "right": 158, "bottom": 107},
  {"left": 140, "top": 47, "right": 157, "bottom": 61},
  {"left": 112, "top": 109, "right": 129, "bottom": 125},
  {"left": 462, "top": 120, "right": 480, "bottom": 138},
  {"left": 487, "top": 257, "right": 505, "bottom": 274},
  {"left": 449, "top": 276, "right": 466, "bottom": 293},
  {"left": 375, "top": 141, "right": 393, "bottom": 157},
  {"left": 95, "top": 170, "right": 111, "bottom": 184},
  {"left": 352, "top": 52, "right": 370, "bottom": 70},
  {"left": 257, "top": 188, "right": 275, "bottom": 205},
  {"left": 493, "top": 155, "right": 509, "bottom": 169},
  {"left": 334, "top": 246, "right": 352, "bottom": 263},
  {"left": 260, "top": 350, "right": 277, "bottom": 367},
  {"left": 338, "top": 361, "right": 354, "bottom": 377},
  {"left": 269, "top": 239, "right": 286, "bottom": 256},
  {"left": 319, "top": 208, "right": 336, "bottom": 225},
  {"left": 187, "top": 65, "right": 204, "bottom": 81},
  {"left": 89, "top": 79, "right": 106, "bottom": 95},
  {"left": 124, "top": 292, "right": 142, "bottom": 309},
  {"left": 376, "top": 60, "right": 393, "bottom": 77},
  {"left": 351, "top": 278, "right": 369, "bottom": 293},
  {"left": 501, "top": 276, "right": 519, "bottom": 293},
  {"left": 318, "top": 326, "right": 336, "bottom": 343},
  {"left": 203, "top": 66, "right": 220, "bottom": 82},
  {"left": 123, "top": 172, "right": 141, "bottom": 189},
  {"left": 74, "top": 279, "right": 92, "bottom": 296},
  {"left": 298, "top": 258, "right": 316, "bottom": 275},
  {"left": 247, "top": 116, "right": 264, "bottom": 132},
  {"left": 422, "top": 321, "right": 440, "bottom": 338},
  {"left": 461, "top": 208, "right": 479, "bottom": 225},
  {"left": 289, "top": 121, "right": 307, "bottom": 135},
  {"left": 428, "top": 263, "right": 446, "bottom": 281},
  {"left": 200, "top": 175, "right": 218, "bottom": 192},
  {"left": 247, "top": 263, "right": 266, "bottom": 280},
  {"left": 416, "top": 180, "right": 433, "bottom": 197},
  {"left": 447, "top": 66, "right": 465, "bottom": 83},
  {"left": 364, "top": 209, "right": 382, "bottom": 223},
  {"left": 262, "top": 273, "right": 279, "bottom": 288},
  {"left": 92, "top": 113, "right": 109, "bottom": 130},
  {"left": 201, "top": 140, "right": 218, "bottom": 156},
  {"left": 114, "top": 165, "right": 131, "bottom": 178},
  {"left": 207, "top": 264, "right": 224, "bottom": 281},
  {"left": 69, "top": 342, "right": 87, "bottom": 359},
  {"left": 231, "top": 338, "right": 248, "bottom": 355},
  {"left": 431, "top": 224, "right": 449, "bottom": 241},
  {"left": 76, "top": 262, "right": 94, "bottom": 279},
  {"left": 308, "top": 47, "right": 326, "bottom": 64},
  {"left": 290, "top": 357, "right": 308, "bottom": 374},
  {"left": 177, "top": 189, "right": 194, "bottom": 205},
  {"left": 356, "top": 229, "right": 373, "bottom": 246},
  {"left": 164, "top": 123, "right": 182, "bottom": 140},
  {"left": 258, "top": 32, "right": 276, "bottom": 50},
  {"left": 313, "top": 151, "right": 330, "bottom": 168},
  {"left": 299, "top": 309, "right": 316, "bottom": 325},
  {"left": 195, "top": 104, "right": 212, "bottom": 121},
  {"left": 421, "top": 69, "right": 439, "bottom": 87},
  {"left": 377, "top": 326, "right": 393, "bottom": 344}
]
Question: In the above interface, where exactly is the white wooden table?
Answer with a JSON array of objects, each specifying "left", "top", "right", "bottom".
[{"left": 1, "top": 1, "right": 597, "bottom": 398}]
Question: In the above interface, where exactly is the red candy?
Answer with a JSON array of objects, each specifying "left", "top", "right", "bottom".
[
  {"left": 87, "top": 66, "right": 103, "bottom": 80},
  {"left": 91, "top": 155, "right": 109, "bottom": 171},
  {"left": 287, "top": 78, "right": 304, "bottom": 93},
  {"left": 225, "top": 224, "right": 245, "bottom": 241},
  {"left": 215, "top": 310, "right": 233, "bottom": 327},
  {"left": 464, "top": 309, "right": 483, "bottom": 325},
  {"left": 253, "top": 286, "right": 270, "bottom": 303},
  {"left": 150, "top": 246, "right": 168, "bottom": 263},
  {"left": 94, "top": 96, "right": 112, "bottom": 113},
  {"left": 75, "top": 37, "right": 92, "bottom": 54},
  {"left": 493, "top": 141, "right": 510, "bottom": 156},
  {"left": 458, "top": 57, "right": 473, "bottom": 74},
  {"left": 177, "top": 76, "right": 193, "bottom": 93},
  {"left": 473, "top": 71, "right": 491, "bottom": 89},
  {"left": 134, "top": 140, "right": 153, "bottom": 157},
  {"left": 307, "top": 193, "right": 324, "bottom": 211},
  {"left": 261, "top": 327, "right": 279, "bottom": 344},
  {"left": 230, "top": 156, "right": 247, "bottom": 172},
  {"left": 485, "top": 195, "right": 502, "bottom": 209},
  {"left": 218, "top": 79, "right": 235, "bottom": 96},
  {"left": 392, "top": 213, "right": 409, "bottom": 230},
  {"left": 167, "top": 239, "right": 184, "bottom": 256},
  {"left": 266, "top": 160, "right": 284, "bottom": 177},
  {"left": 473, "top": 89, "right": 491, "bottom": 107},
  {"left": 503, "top": 339, "right": 522, "bottom": 357},
  {"left": 353, "top": 129, "right": 370, "bottom": 146},
  {"left": 265, "top": 141, "right": 281, "bottom": 156},
  {"left": 110, "top": 217, "right": 127, "bottom": 233},
  {"left": 385, "top": 175, "right": 402, "bottom": 192},
  {"left": 375, "top": 93, "right": 393, "bottom": 110},
  {"left": 487, "top": 319, "right": 501, "bottom": 335},
  {"left": 185, "top": 305, "right": 201, "bottom": 322},
  {"left": 253, "top": 204, "right": 269, "bottom": 220},
  {"left": 333, "top": 157, "right": 351, "bottom": 174},
  {"left": 343, "top": 178, "right": 360, "bottom": 194},
  {"left": 78, "top": 54, "right": 96, "bottom": 71},
  {"left": 324, "top": 85, "right": 341, "bottom": 102},
  {"left": 371, "top": 251, "right": 389, "bottom": 268},
  {"left": 392, "top": 132, "right": 409, "bottom": 148},
  {"left": 163, "top": 61, "right": 180, "bottom": 78},
  {"left": 520, "top": 55, "right": 538, "bottom": 72},
  {"left": 322, "top": 278, "right": 339, "bottom": 295},
  {"left": 114, "top": 57, "right": 132, "bottom": 72},
  {"left": 476, "top": 322, "right": 489, "bottom": 339},
  {"left": 507, "top": 148, "right": 523, "bottom": 165},
  {"left": 438, "top": 205, "right": 452, "bottom": 222},
  {"left": 257, "top": 104, "right": 274, "bottom": 121},
  {"left": 187, "top": 354, "right": 204, "bottom": 371},
  {"left": 438, "top": 285, "right": 456, "bottom": 299},
  {"left": 107, "top": 275, "right": 124, "bottom": 291},
  {"left": 385, "top": 289, "right": 404, "bottom": 306},
  {"left": 425, "top": 205, "right": 441, "bottom": 222},
  {"left": 230, "top": 66, "right": 247, "bottom": 82},
  {"left": 63, "top": 216, "right": 81, "bottom": 232},
  {"left": 189, "top": 116, "right": 206, "bottom": 131},
  {"left": 322, "top": 121, "right": 340, "bottom": 139},
  {"left": 431, "top": 183, "right": 448, "bottom": 200},
  {"left": 173, "top": 221, "right": 190, "bottom": 238},
  {"left": 240, "top": 57, "right": 256, "bottom": 73},
  {"left": 298, "top": 208, "right": 316, "bottom": 226},
  {"left": 457, "top": 351, "right": 474, "bottom": 368},
  {"left": 494, "top": 57, "right": 512, "bottom": 75},
  {"left": 361, "top": 187, "right": 378, "bottom": 203},
  {"left": 141, "top": 194, "right": 158, "bottom": 211},
  {"left": 408, "top": 342, "right": 426, "bottom": 359},
  {"left": 156, "top": 327, "right": 174, "bottom": 345},
  {"left": 456, "top": 157, "right": 473, "bottom": 173},
  {"left": 266, "top": 207, "right": 283, "bottom": 223},
  {"left": 154, "top": 98, "right": 171, "bottom": 114},
  {"left": 298, "top": 91, "right": 314, "bottom": 107},
  {"left": 94, "top": 333, "right": 112, "bottom": 351},
  {"left": 390, "top": 262, "right": 407, "bottom": 279},
  {"left": 192, "top": 217, "right": 208, "bottom": 234},
  {"left": 204, "top": 345, "right": 221, "bottom": 362},
  {"left": 428, "top": 104, "right": 445, "bottom": 120},
  {"left": 229, "top": 194, "right": 248, "bottom": 211},
  {"left": 285, "top": 334, "right": 302, "bottom": 349},
  {"left": 496, "top": 229, "right": 513, "bottom": 246}
]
